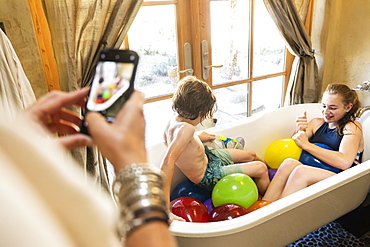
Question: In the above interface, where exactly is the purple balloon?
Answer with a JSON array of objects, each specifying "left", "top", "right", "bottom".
[
  {"left": 268, "top": 169, "right": 277, "bottom": 181},
  {"left": 203, "top": 198, "right": 215, "bottom": 212}
]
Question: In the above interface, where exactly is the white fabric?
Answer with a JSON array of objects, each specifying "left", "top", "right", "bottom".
[
  {"left": 0, "top": 116, "right": 120, "bottom": 247},
  {"left": 0, "top": 29, "right": 36, "bottom": 121}
]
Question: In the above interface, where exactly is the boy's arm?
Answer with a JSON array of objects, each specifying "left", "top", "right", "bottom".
[
  {"left": 197, "top": 131, "right": 216, "bottom": 143},
  {"left": 161, "top": 124, "right": 195, "bottom": 206}
]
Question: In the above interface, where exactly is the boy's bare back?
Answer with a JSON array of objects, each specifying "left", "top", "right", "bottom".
[{"left": 164, "top": 116, "right": 208, "bottom": 184}]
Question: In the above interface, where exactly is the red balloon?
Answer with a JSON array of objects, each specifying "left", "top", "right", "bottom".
[
  {"left": 246, "top": 200, "right": 272, "bottom": 213},
  {"left": 170, "top": 196, "right": 209, "bottom": 222},
  {"left": 208, "top": 203, "right": 248, "bottom": 222}
]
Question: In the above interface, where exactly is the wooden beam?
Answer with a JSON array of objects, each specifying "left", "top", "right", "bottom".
[{"left": 27, "top": 0, "right": 60, "bottom": 91}]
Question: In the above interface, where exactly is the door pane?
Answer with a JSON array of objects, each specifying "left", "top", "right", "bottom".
[
  {"left": 213, "top": 83, "right": 249, "bottom": 126},
  {"left": 127, "top": 5, "right": 178, "bottom": 99},
  {"left": 210, "top": 0, "right": 250, "bottom": 85},
  {"left": 251, "top": 76, "right": 283, "bottom": 116},
  {"left": 253, "top": 1, "right": 286, "bottom": 77}
]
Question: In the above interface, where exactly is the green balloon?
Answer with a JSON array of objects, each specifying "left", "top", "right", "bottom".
[
  {"left": 102, "top": 90, "right": 111, "bottom": 100},
  {"left": 212, "top": 173, "right": 258, "bottom": 209}
]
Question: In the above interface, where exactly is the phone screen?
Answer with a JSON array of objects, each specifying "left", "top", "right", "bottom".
[
  {"left": 87, "top": 60, "right": 135, "bottom": 122},
  {"left": 80, "top": 49, "right": 139, "bottom": 134}
]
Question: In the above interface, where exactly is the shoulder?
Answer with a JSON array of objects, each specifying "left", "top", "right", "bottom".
[
  {"left": 169, "top": 121, "right": 195, "bottom": 137},
  {"left": 343, "top": 120, "right": 363, "bottom": 135},
  {"left": 308, "top": 117, "right": 325, "bottom": 129}
]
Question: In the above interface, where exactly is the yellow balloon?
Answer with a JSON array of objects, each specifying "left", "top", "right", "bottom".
[{"left": 264, "top": 138, "right": 302, "bottom": 169}]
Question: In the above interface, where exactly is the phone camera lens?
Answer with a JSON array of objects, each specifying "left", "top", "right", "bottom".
[
  {"left": 101, "top": 54, "right": 106, "bottom": 59},
  {"left": 115, "top": 55, "right": 120, "bottom": 59},
  {"left": 130, "top": 55, "right": 135, "bottom": 61}
]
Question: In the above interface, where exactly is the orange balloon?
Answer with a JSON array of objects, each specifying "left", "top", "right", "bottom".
[{"left": 246, "top": 200, "right": 272, "bottom": 213}]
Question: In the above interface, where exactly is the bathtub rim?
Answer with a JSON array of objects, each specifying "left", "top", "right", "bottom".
[{"left": 169, "top": 160, "right": 370, "bottom": 238}]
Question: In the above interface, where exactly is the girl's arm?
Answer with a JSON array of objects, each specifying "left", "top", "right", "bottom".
[
  {"left": 293, "top": 112, "right": 320, "bottom": 139},
  {"left": 294, "top": 121, "right": 363, "bottom": 169}
]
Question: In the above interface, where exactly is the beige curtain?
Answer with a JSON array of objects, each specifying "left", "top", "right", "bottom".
[
  {"left": 41, "top": 0, "right": 143, "bottom": 191},
  {"left": 263, "top": 0, "right": 319, "bottom": 105}
]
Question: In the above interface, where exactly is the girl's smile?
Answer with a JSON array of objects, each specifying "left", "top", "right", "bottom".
[{"left": 321, "top": 92, "right": 352, "bottom": 127}]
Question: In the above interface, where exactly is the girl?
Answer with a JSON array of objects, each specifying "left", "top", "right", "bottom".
[{"left": 263, "top": 84, "right": 364, "bottom": 202}]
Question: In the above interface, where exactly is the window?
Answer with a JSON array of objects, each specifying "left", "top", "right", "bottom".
[{"left": 124, "top": 0, "right": 289, "bottom": 146}]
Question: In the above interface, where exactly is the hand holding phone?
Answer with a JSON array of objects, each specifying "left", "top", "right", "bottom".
[{"left": 80, "top": 49, "right": 139, "bottom": 135}]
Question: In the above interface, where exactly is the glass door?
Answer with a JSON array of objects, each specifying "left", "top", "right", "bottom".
[{"left": 125, "top": 0, "right": 288, "bottom": 145}]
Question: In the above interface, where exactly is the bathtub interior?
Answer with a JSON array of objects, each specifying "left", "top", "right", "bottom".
[{"left": 146, "top": 103, "right": 370, "bottom": 247}]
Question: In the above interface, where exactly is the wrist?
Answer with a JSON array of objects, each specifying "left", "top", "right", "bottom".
[
  {"left": 113, "top": 163, "right": 169, "bottom": 239},
  {"left": 112, "top": 153, "right": 147, "bottom": 172}
]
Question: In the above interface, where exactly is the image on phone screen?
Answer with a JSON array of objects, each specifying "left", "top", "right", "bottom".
[{"left": 86, "top": 60, "right": 135, "bottom": 122}]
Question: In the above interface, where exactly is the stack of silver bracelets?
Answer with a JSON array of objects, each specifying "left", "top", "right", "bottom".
[{"left": 112, "top": 163, "right": 169, "bottom": 239}]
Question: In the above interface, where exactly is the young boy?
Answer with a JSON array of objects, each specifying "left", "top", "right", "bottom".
[{"left": 161, "top": 76, "right": 270, "bottom": 204}]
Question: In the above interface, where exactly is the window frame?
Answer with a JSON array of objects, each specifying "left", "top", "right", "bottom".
[{"left": 133, "top": 0, "right": 300, "bottom": 117}]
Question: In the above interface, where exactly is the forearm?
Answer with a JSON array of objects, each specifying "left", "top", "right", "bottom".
[
  {"left": 197, "top": 131, "right": 216, "bottom": 143},
  {"left": 126, "top": 222, "right": 177, "bottom": 247},
  {"left": 302, "top": 143, "right": 354, "bottom": 169},
  {"left": 160, "top": 159, "right": 175, "bottom": 206}
]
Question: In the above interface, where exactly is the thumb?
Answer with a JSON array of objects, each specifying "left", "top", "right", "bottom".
[{"left": 85, "top": 112, "right": 112, "bottom": 142}]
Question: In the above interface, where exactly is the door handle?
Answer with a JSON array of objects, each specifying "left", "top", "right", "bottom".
[
  {"left": 205, "top": 65, "right": 223, "bottom": 70},
  {"left": 169, "top": 42, "right": 193, "bottom": 79},
  {"left": 179, "top": 68, "right": 194, "bottom": 74},
  {"left": 182, "top": 42, "right": 193, "bottom": 76},
  {"left": 201, "top": 40, "right": 223, "bottom": 80}
]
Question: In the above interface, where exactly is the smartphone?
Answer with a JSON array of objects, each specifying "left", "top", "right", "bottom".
[{"left": 80, "top": 49, "right": 139, "bottom": 135}]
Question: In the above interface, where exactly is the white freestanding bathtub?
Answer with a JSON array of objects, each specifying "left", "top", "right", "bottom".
[{"left": 147, "top": 103, "right": 370, "bottom": 247}]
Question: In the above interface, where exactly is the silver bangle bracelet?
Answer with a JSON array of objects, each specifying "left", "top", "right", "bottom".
[{"left": 113, "top": 163, "right": 169, "bottom": 238}]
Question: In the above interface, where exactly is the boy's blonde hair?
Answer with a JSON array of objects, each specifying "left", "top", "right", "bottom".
[{"left": 172, "top": 76, "right": 217, "bottom": 120}]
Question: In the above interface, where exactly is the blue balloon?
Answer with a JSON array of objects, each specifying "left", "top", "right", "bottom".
[
  {"left": 170, "top": 179, "right": 212, "bottom": 202},
  {"left": 299, "top": 143, "right": 342, "bottom": 173}
]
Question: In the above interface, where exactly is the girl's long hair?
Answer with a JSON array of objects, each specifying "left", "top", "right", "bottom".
[{"left": 325, "top": 84, "right": 361, "bottom": 135}]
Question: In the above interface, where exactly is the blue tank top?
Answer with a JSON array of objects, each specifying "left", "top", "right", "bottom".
[
  {"left": 309, "top": 122, "right": 342, "bottom": 151},
  {"left": 307, "top": 122, "right": 363, "bottom": 173}
]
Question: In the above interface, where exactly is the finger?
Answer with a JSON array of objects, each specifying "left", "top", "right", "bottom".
[
  {"left": 169, "top": 212, "right": 186, "bottom": 223},
  {"left": 57, "top": 108, "right": 83, "bottom": 127},
  {"left": 113, "top": 91, "right": 145, "bottom": 140},
  {"left": 85, "top": 111, "right": 134, "bottom": 168},
  {"left": 57, "top": 134, "right": 94, "bottom": 149},
  {"left": 114, "top": 91, "right": 145, "bottom": 127},
  {"left": 303, "top": 111, "right": 307, "bottom": 118},
  {"left": 85, "top": 112, "right": 113, "bottom": 141},
  {"left": 33, "top": 88, "right": 90, "bottom": 117},
  {"left": 84, "top": 111, "right": 127, "bottom": 158},
  {"left": 53, "top": 87, "right": 90, "bottom": 109},
  {"left": 49, "top": 119, "right": 84, "bottom": 134}
]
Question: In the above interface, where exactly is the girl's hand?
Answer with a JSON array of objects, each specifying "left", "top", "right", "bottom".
[
  {"left": 296, "top": 111, "right": 308, "bottom": 132},
  {"left": 292, "top": 130, "right": 309, "bottom": 149}
]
